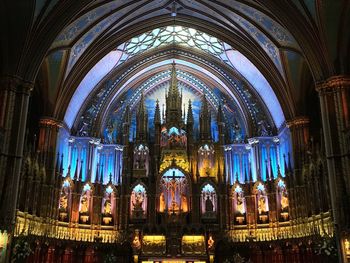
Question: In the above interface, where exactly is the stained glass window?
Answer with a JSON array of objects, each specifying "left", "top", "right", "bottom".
[{"left": 119, "top": 26, "right": 231, "bottom": 65}]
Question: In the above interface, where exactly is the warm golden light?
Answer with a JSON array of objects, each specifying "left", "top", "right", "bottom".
[
  {"left": 182, "top": 235, "right": 205, "bottom": 243},
  {"left": 143, "top": 235, "right": 166, "bottom": 242}
]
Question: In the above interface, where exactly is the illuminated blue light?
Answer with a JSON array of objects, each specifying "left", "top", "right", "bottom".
[
  {"left": 83, "top": 184, "right": 91, "bottom": 192},
  {"left": 257, "top": 183, "right": 265, "bottom": 192},
  {"left": 202, "top": 184, "right": 215, "bottom": 193},
  {"left": 106, "top": 185, "right": 113, "bottom": 194},
  {"left": 133, "top": 184, "right": 146, "bottom": 193},
  {"left": 235, "top": 185, "right": 243, "bottom": 193}
]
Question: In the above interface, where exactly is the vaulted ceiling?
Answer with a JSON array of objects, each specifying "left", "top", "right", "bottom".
[{"left": 1, "top": 0, "right": 349, "bottom": 132}]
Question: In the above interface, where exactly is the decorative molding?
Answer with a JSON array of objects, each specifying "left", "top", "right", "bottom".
[
  {"left": 286, "top": 116, "right": 309, "bottom": 128},
  {"left": 39, "top": 117, "right": 63, "bottom": 128},
  {"left": 316, "top": 75, "right": 350, "bottom": 93},
  {"left": 0, "top": 75, "right": 34, "bottom": 93}
]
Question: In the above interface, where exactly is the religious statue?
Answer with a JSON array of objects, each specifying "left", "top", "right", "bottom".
[
  {"left": 281, "top": 192, "right": 289, "bottom": 211},
  {"left": 181, "top": 194, "right": 188, "bottom": 212},
  {"left": 106, "top": 124, "right": 114, "bottom": 144},
  {"left": 202, "top": 158, "right": 211, "bottom": 176},
  {"left": 205, "top": 196, "right": 214, "bottom": 212},
  {"left": 207, "top": 235, "right": 214, "bottom": 250},
  {"left": 78, "top": 121, "right": 89, "bottom": 137},
  {"left": 59, "top": 193, "right": 68, "bottom": 211},
  {"left": 132, "top": 234, "right": 141, "bottom": 250},
  {"left": 236, "top": 195, "right": 245, "bottom": 214},
  {"left": 169, "top": 175, "right": 179, "bottom": 212},
  {"left": 80, "top": 193, "right": 89, "bottom": 214},
  {"left": 132, "top": 191, "right": 144, "bottom": 211},
  {"left": 258, "top": 196, "right": 266, "bottom": 214},
  {"left": 103, "top": 198, "right": 112, "bottom": 215},
  {"left": 159, "top": 192, "right": 165, "bottom": 212},
  {"left": 257, "top": 119, "right": 270, "bottom": 136}
]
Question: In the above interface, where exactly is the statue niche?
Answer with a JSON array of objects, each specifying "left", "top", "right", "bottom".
[
  {"left": 158, "top": 168, "right": 189, "bottom": 214},
  {"left": 201, "top": 184, "right": 217, "bottom": 219},
  {"left": 130, "top": 184, "right": 147, "bottom": 220},
  {"left": 133, "top": 144, "right": 149, "bottom": 177},
  {"left": 233, "top": 185, "right": 246, "bottom": 224},
  {"left": 277, "top": 179, "right": 289, "bottom": 221},
  {"left": 161, "top": 127, "right": 187, "bottom": 149},
  {"left": 255, "top": 183, "right": 269, "bottom": 223},
  {"left": 79, "top": 184, "right": 92, "bottom": 224},
  {"left": 58, "top": 179, "right": 71, "bottom": 222},
  {"left": 102, "top": 185, "right": 115, "bottom": 225},
  {"left": 198, "top": 144, "right": 215, "bottom": 177}
]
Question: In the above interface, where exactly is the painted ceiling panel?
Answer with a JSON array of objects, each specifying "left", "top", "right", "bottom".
[
  {"left": 46, "top": 50, "right": 67, "bottom": 105},
  {"left": 64, "top": 50, "right": 123, "bottom": 128},
  {"left": 52, "top": 0, "right": 297, "bottom": 82},
  {"left": 103, "top": 69, "right": 247, "bottom": 143},
  {"left": 235, "top": 2, "right": 298, "bottom": 49},
  {"left": 52, "top": 1, "right": 123, "bottom": 49},
  {"left": 226, "top": 50, "right": 285, "bottom": 128}
]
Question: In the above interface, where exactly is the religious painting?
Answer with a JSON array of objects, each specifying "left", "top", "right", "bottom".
[
  {"left": 201, "top": 184, "right": 217, "bottom": 219},
  {"left": 130, "top": 184, "right": 147, "bottom": 219},
  {"left": 158, "top": 168, "right": 190, "bottom": 214}
]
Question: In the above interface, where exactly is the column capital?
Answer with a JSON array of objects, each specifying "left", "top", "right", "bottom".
[
  {"left": 286, "top": 116, "right": 309, "bottom": 128},
  {"left": 39, "top": 117, "right": 63, "bottom": 128},
  {"left": 316, "top": 75, "right": 350, "bottom": 93},
  {"left": 0, "top": 74, "right": 34, "bottom": 94}
]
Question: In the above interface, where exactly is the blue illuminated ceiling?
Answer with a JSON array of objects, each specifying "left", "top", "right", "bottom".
[
  {"left": 101, "top": 68, "right": 249, "bottom": 143},
  {"left": 50, "top": 1, "right": 300, "bottom": 78},
  {"left": 63, "top": 28, "right": 285, "bottom": 132},
  {"left": 52, "top": 1, "right": 303, "bottom": 139}
]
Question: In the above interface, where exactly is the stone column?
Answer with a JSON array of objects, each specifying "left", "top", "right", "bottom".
[
  {"left": 316, "top": 76, "right": 350, "bottom": 263},
  {"left": 286, "top": 117, "right": 310, "bottom": 220},
  {"left": 0, "top": 76, "right": 33, "bottom": 230},
  {"left": 286, "top": 117, "right": 310, "bottom": 179},
  {"left": 37, "top": 118, "right": 62, "bottom": 218}
]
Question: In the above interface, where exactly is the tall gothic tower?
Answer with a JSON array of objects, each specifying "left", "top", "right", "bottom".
[{"left": 165, "top": 62, "right": 183, "bottom": 127}]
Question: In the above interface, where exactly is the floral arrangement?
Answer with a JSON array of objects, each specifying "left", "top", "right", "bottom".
[
  {"left": 103, "top": 253, "right": 117, "bottom": 263},
  {"left": 11, "top": 238, "right": 32, "bottom": 262},
  {"left": 313, "top": 236, "right": 337, "bottom": 258},
  {"left": 222, "top": 253, "right": 250, "bottom": 263}
]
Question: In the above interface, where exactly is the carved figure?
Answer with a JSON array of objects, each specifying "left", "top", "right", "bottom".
[
  {"left": 80, "top": 193, "right": 89, "bottom": 213},
  {"left": 236, "top": 195, "right": 245, "bottom": 214},
  {"left": 205, "top": 196, "right": 214, "bottom": 212},
  {"left": 106, "top": 124, "right": 114, "bottom": 144},
  {"left": 181, "top": 194, "right": 188, "bottom": 212},
  {"left": 59, "top": 193, "right": 68, "bottom": 211},
  {"left": 132, "top": 235, "right": 141, "bottom": 250},
  {"left": 258, "top": 196, "right": 266, "bottom": 214},
  {"left": 133, "top": 191, "right": 144, "bottom": 211},
  {"left": 78, "top": 121, "right": 89, "bottom": 137},
  {"left": 103, "top": 199, "right": 112, "bottom": 215},
  {"left": 208, "top": 235, "right": 214, "bottom": 250},
  {"left": 159, "top": 192, "right": 165, "bottom": 212},
  {"left": 281, "top": 192, "right": 289, "bottom": 211}
]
